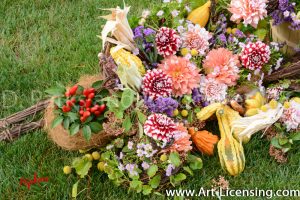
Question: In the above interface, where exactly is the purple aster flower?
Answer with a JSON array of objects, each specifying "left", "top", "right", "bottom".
[
  {"left": 143, "top": 28, "right": 156, "bottom": 36},
  {"left": 192, "top": 88, "right": 202, "bottom": 103},
  {"left": 144, "top": 96, "right": 178, "bottom": 117},
  {"left": 234, "top": 29, "right": 245, "bottom": 38},
  {"left": 218, "top": 33, "right": 227, "bottom": 43},
  {"left": 125, "top": 164, "right": 138, "bottom": 176},
  {"left": 166, "top": 164, "right": 175, "bottom": 177},
  {"left": 118, "top": 163, "right": 125, "bottom": 171},
  {"left": 133, "top": 26, "right": 144, "bottom": 39}
]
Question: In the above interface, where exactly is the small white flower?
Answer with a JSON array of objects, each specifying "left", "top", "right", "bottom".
[
  {"left": 163, "top": 0, "right": 170, "bottom": 3},
  {"left": 177, "top": 0, "right": 182, "bottom": 3},
  {"left": 283, "top": 11, "right": 290, "bottom": 18},
  {"left": 139, "top": 18, "right": 146, "bottom": 25},
  {"left": 142, "top": 10, "right": 150, "bottom": 19},
  {"left": 177, "top": 25, "right": 185, "bottom": 33},
  {"left": 106, "top": 144, "right": 114, "bottom": 150},
  {"left": 157, "top": 10, "right": 164, "bottom": 17},
  {"left": 275, "top": 57, "right": 283, "bottom": 70},
  {"left": 185, "top": 5, "right": 191, "bottom": 12},
  {"left": 247, "top": 73, "right": 252, "bottom": 81},
  {"left": 179, "top": 19, "right": 184, "bottom": 24},
  {"left": 171, "top": 10, "right": 179, "bottom": 17}
]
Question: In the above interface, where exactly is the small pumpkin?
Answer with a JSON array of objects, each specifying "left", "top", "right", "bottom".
[{"left": 188, "top": 128, "right": 219, "bottom": 156}]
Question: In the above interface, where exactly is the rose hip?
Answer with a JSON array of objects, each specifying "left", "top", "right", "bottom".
[
  {"left": 99, "top": 104, "right": 106, "bottom": 112},
  {"left": 88, "top": 93, "right": 95, "bottom": 99},
  {"left": 62, "top": 105, "right": 71, "bottom": 113},
  {"left": 79, "top": 100, "right": 85, "bottom": 106},
  {"left": 86, "top": 99, "right": 92, "bottom": 108},
  {"left": 69, "top": 85, "right": 78, "bottom": 95}
]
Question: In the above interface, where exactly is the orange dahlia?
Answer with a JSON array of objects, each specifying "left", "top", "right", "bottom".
[
  {"left": 159, "top": 56, "right": 201, "bottom": 97},
  {"left": 203, "top": 48, "right": 240, "bottom": 86}
]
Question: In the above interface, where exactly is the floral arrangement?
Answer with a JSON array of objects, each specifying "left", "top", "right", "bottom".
[{"left": 53, "top": 0, "right": 300, "bottom": 197}]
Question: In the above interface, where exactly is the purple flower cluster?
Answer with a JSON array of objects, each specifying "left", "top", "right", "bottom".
[
  {"left": 125, "top": 163, "right": 138, "bottom": 176},
  {"left": 192, "top": 88, "right": 202, "bottom": 103},
  {"left": 136, "top": 142, "right": 157, "bottom": 158},
  {"left": 166, "top": 164, "right": 175, "bottom": 177},
  {"left": 271, "top": 0, "right": 300, "bottom": 30},
  {"left": 144, "top": 96, "right": 179, "bottom": 117},
  {"left": 133, "top": 26, "right": 156, "bottom": 52}
]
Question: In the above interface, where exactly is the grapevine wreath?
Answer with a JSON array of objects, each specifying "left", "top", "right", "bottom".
[{"left": 41, "top": 0, "right": 300, "bottom": 197}]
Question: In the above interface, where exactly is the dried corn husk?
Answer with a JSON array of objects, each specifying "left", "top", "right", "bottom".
[{"left": 100, "top": 3, "right": 135, "bottom": 52}]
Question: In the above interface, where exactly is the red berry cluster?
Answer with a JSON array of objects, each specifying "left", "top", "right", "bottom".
[
  {"left": 79, "top": 88, "right": 106, "bottom": 122},
  {"left": 62, "top": 85, "right": 78, "bottom": 113}
]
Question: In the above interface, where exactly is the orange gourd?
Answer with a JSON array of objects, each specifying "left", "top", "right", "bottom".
[{"left": 188, "top": 128, "right": 219, "bottom": 156}]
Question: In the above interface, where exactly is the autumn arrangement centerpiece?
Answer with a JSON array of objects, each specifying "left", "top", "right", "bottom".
[{"left": 45, "top": 0, "right": 300, "bottom": 197}]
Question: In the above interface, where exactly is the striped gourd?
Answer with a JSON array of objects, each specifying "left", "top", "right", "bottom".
[
  {"left": 110, "top": 47, "right": 146, "bottom": 75},
  {"left": 216, "top": 107, "right": 245, "bottom": 176},
  {"left": 196, "top": 102, "right": 222, "bottom": 121}
]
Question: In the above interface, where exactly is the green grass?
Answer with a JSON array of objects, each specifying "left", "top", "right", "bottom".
[{"left": 0, "top": 0, "right": 299, "bottom": 199}]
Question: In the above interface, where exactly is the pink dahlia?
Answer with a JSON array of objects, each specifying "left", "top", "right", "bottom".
[
  {"left": 203, "top": 48, "right": 240, "bottom": 86},
  {"left": 200, "top": 76, "right": 228, "bottom": 103},
  {"left": 228, "top": 0, "right": 268, "bottom": 28},
  {"left": 142, "top": 69, "right": 172, "bottom": 99},
  {"left": 144, "top": 114, "right": 177, "bottom": 142},
  {"left": 159, "top": 56, "right": 201, "bottom": 97},
  {"left": 182, "top": 24, "right": 212, "bottom": 55},
  {"left": 155, "top": 27, "right": 182, "bottom": 57},
  {"left": 240, "top": 41, "right": 271, "bottom": 70},
  {"left": 162, "top": 123, "right": 192, "bottom": 153}
]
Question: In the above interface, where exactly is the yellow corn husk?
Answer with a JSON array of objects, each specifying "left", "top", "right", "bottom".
[
  {"left": 110, "top": 47, "right": 146, "bottom": 75},
  {"left": 196, "top": 103, "right": 222, "bottom": 121},
  {"left": 187, "top": 1, "right": 211, "bottom": 27},
  {"left": 216, "top": 107, "right": 245, "bottom": 176}
]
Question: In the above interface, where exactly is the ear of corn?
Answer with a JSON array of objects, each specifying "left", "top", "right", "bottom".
[
  {"left": 110, "top": 47, "right": 146, "bottom": 75},
  {"left": 216, "top": 107, "right": 245, "bottom": 176},
  {"left": 196, "top": 103, "right": 222, "bottom": 121},
  {"left": 187, "top": 1, "right": 211, "bottom": 27}
]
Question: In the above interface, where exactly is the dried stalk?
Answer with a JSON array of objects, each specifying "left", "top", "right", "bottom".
[
  {"left": 0, "top": 100, "right": 50, "bottom": 129},
  {"left": 0, "top": 120, "right": 44, "bottom": 141}
]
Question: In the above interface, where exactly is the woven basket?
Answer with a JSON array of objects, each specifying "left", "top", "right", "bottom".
[
  {"left": 44, "top": 75, "right": 115, "bottom": 151},
  {"left": 271, "top": 22, "right": 300, "bottom": 56}
]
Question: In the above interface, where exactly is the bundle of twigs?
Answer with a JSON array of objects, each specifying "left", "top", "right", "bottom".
[
  {"left": 0, "top": 100, "right": 49, "bottom": 141},
  {"left": 264, "top": 60, "right": 300, "bottom": 82},
  {"left": 0, "top": 120, "right": 44, "bottom": 141}
]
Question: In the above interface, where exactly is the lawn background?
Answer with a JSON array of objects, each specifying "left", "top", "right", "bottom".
[{"left": 0, "top": 0, "right": 299, "bottom": 199}]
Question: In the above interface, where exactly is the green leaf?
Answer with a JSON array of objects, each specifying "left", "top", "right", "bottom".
[
  {"left": 115, "top": 110, "right": 124, "bottom": 119},
  {"left": 89, "top": 122, "right": 103, "bottom": 133},
  {"left": 72, "top": 157, "right": 92, "bottom": 178},
  {"left": 67, "top": 112, "right": 79, "bottom": 122},
  {"left": 137, "top": 111, "right": 147, "bottom": 124},
  {"left": 254, "top": 29, "right": 268, "bottom": 40},
  {"left": 271, "top": 137, "right": 282, "bottom": 149},
  {"left": 54, "top": 97, "right": 64, "bottom": 107},
  {"left": 149, "top": 175, "right": 161, "bottom": 189},
  {"left": 72, "top": 180, "right": 80, "bottom": 198},
  {"left": 83, "top": 125, "right": 92, "bottom": 141},
  {"left": 279, "top": 137, "right": 289, "bottom": 145},
  {"left": 142, "top": 185, "right": 152, "bottom": 195},
  {"left": 51, "top": 116, "right": 64, "bottom": 128},
  {"left": 138, "top": 122, "right": 143, "bottom": 138},
  {"left": 174, "top": 173, "right": 186, "bottom": 183},
  {"left": 101, "top": 152, "right": 111, "bottom": 160},
  {"left": 121, "top": 88, "right": 135, "bottom": 109},
  {"left": 290, "top": 132, "right": 300, "bottom": 141},
  {"left": 45, "top": 87, "right": 65, "bottom": 96},
  {"left": 183, "top": 166, "right": 193, "bottom": 176},
  {"left": 99, "top": 89, "right": 109, "bottom": 97},
  {"left": 147, "top": 165, "right": 158, "bottom": 177},
  {"left": 169, "top": 152, "right": 181, "bottom": 167},
  {"left": 187, "top": 154, "right": 203, "bottom": 170},
  {"left": 69, "top": 123, "right": 80, "bottom": 136},
  {"left": 92, "top": 80, "right": 104, "bottom": 89},
  {"left": 77, "top": 85, "right": 84, "bottom": 94},
  {"left": 63, "top": 118, "right": 70, "bottom": 130},
  {"left": 122, "top": 115, "right": 132, "bottom": 132},
  {"left": 130, "top": 180, "right": 143, "bottom": 193}
]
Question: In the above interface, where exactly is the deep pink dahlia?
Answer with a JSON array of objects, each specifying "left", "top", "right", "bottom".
[
  {"left": 142, "top": 69, "right": 173, "bottom": 99},
  {"left": 155, "top": 27, "right": 182, "bottom": 57},
  {"left": 144, "top": 114, "right": 177, "bottom": 142},
  {"left": 240, "top": 41, "right": 271, "bottom": 70}
]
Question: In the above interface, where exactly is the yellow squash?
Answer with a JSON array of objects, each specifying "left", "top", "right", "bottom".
[
  {"left": 187, "top": 1, "right": 211, "bottom": 27},
  {"left": 216, "top": 107, "right": 245, "bottom": 176}
]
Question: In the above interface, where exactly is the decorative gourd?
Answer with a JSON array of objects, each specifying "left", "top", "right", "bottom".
[
  {"left": 188, "top": 128, "right": 219, "bottom": 156},
  {"left": 187, "top": 1, "right": 211, "bottom": 27},
  {"left": 216, "top": 107, "right": 245, "bottom": 176}
]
